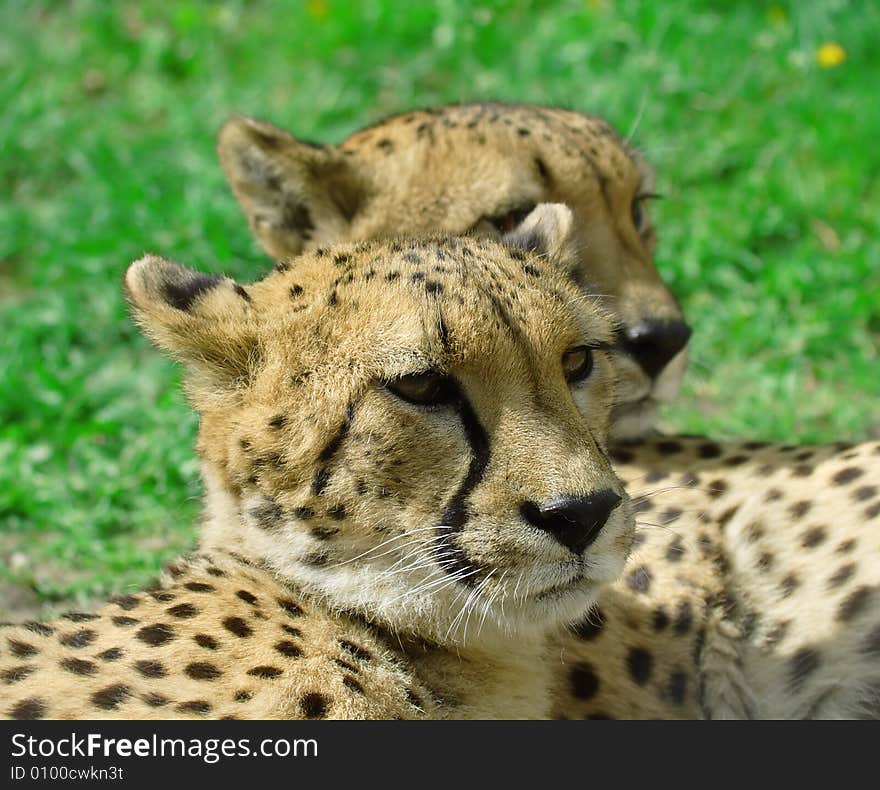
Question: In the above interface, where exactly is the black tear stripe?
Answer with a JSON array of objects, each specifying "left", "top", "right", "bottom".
[
  {"left": 311, "top": 403, "right": 355, "bottom": 496},
  {"left": 435, "top": 393, "right": 491, "bottom": 584},
  {"left": 162, "top": 272, "right": 223, "bottom": 311}
]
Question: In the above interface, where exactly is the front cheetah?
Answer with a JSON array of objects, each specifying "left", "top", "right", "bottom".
[
  {"left": 218, "top": 103, "right": 880, "bottom": 718},
  {"left": 0, "top": 205, "right": 636, "bottom": 719}
]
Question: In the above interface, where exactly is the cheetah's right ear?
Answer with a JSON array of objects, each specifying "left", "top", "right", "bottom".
[
  {"left": 218, "top": 114, "right": 368, "bottom": 260},
  {"left": 124, "top": 255, "right": 258, "bottom": 390},
  {"left": 502, "top": 203, "right": 577, "bottom": 265}
]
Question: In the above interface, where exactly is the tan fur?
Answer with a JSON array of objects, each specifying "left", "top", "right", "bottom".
[
  {"left": 217, "top": 102, "right": 689, "bottom": 438},
  {"left": 1, "top": 209, "right": 636, "bottom": 720}
]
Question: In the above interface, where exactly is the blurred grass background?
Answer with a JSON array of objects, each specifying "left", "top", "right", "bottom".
[{"left": 1, "top": 0, "right": 878, "bottom": 614}]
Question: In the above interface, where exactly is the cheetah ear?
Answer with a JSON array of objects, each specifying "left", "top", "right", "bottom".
[
  {"left": 502, "top": 203, "right": 577, "bottom": 264},
  {"left": 218, "top": 114, "right": 367, "bottom": 260},
  {"left": 124, "top": 255, "right": 258, "bottom": 390}
]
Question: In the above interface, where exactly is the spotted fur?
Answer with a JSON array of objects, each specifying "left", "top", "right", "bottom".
[
  {"left": 0, "top": 206, "right": 636, "bottom": 719},
  {"left": 218, "top": 102, "right": 689, "bottom": 439}
]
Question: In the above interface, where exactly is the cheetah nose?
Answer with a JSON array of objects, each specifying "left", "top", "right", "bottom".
[
  {"left": 520, "top": 490, "right": 622, "bottom": 555},
  {"left": 622, "top": 319, "right": 692, "bottom": 379}
]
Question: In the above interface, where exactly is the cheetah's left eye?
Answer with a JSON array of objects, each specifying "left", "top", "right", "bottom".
[
  {"left": 563, "top": 346, "right": 594, "bottom": 384},
  {"left": 385, "top": 371, "right": 457, "bottom": 407}
]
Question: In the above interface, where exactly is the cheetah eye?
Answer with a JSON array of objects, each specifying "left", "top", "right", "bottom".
[
  {"left": 563, "top": 346, "right": 594, "bottom": 384},
  {"left": 486, "top": 203, "right": 537, "bottom": 234},
  {"left": 631, "top": 192, "right": 661, "bottom": 234},
  {"left": 385, "top": 371, "right": 457, "bottom": 406}
]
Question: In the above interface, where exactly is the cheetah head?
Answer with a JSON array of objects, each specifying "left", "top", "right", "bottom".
[
  {"left": 217, "top": 102, "right": 690, "bottom": 440},
  {"left": 125, "top": 204, "right": 634, "bottom": 648}
]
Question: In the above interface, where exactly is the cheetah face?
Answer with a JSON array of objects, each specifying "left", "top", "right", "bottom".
[
  {"left": 125, "top": 205, "right": 634, "bottom": 648},
  {"left": 218, "top": 102, "right": 690, "bottom": 439}
]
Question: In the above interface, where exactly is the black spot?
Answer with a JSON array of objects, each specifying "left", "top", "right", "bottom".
[
  {"left": 627, "top": 647, "right": 654, "bottom": 685},
  {"left": 789, "top": 500, "right": 812, "bottom": 519},
  {"left": 177, "top": 700, "right": 212, "bottom": 715},
  {"left": 853, "top": 485, "right": 877, "bottom": 502},
  {"left": 275, "top": 640, "right": 302, "bottom": 658},
  {"left": 234, "top": 284, "right": 251, "bottom": 302},
  {"left": 9, "top": 698, "right": 46, "bottom": 719},
  {"left": 278, "top": 599, "right": 304, "bottom": 618},
  {"left": 91, "top": 684, "right": 131, "bottom": 711},
  {"left": 59, "top": 630, "right": 96, "bottom": 649},
  {"left": 343, "top": 675, "right": 364, "bottom": 694},
  {"left": 293, "top": 506, "right": 315, "bottom": 520},
  {"left": 832, "top": 467, "right": 864, "bottom": 485},
  {"left": 281, "top": 624, "right": 303, "bottom": 638},
  {"left": 135, "top": 660, "right": 167, "bottom": 678},
  {"left": 312, "top": 404, "right": 354, "bottom": 496},
  {"left": 186, "top": 662, "right": 222, "bottom": 680},
  {"left": 149, "top": 591, "right": 175, "bottom": 602},
  {"left": 8, "top": 639, "right": 38, "bottom": 657},
  {"left": 828, "top": 562, "right": 856, "bottom": 589},
  {"left": 184, "top": 582, "right": 215, "bottom": 593},
  {"left": 698, "top": 442, "right": 722, "bottom": 459},
  {"left": 570, "top": 607, "right": 605, "bottom": 641},
  {"left": 301, "top": 692, "right": 329, "bottom": 719},
  {"left": 801, "top": 526, "right": 826, "bottom": 548},
  {"left": 792, "top": 464, "right": 813, "bottom": 477},
  {"left": 142, "top": 693, "right": 169, "bottom": 707},
  {"left": 97, "top": 647, "right": 124, "bottom": 661},
  {"left": 189, "top": 634, "right": 217, "bottom": 651},
  {"left": 780, "top": 574, "right": 800, "bottom": 598},
  {"left": 570, "top": 663, "right": 600, "bottom": 699},
  {"left": 665, "top": 535, "right": 685, "bottom": 562},
  {"left": 161, "top": 271, "right": 222, "bottom": 311},
  {"left": 136, "top": 623, "right": 175, "bottom": 647},
  {"left": 644, "top": 470, "right": 668, "bottom": 483},
  {"left": 724, "top": 455, "right": 748, "bottom": 466},
  {"left": 167, "top": 603, "right": 199, "bottom": 619},
  {"left": 236, "top": 590, "right": 259, "bottom": 605},
  {"left": 63, "top": 611, "right": 99, "bottom": 622},
  {"left": 290, "top": 284, "right": 304, "bottom": 298},
  {"left": 673, "top": 601, "right": 693, "bottom": 635},
  {"left": 653, "top": 606, "right": 670, "bottom": 631},
  {"left": 340, "top": 640, "right": 373, "bottom": 662},
  {"left": 269, "top": 415, "right": 287, "bottom": 430},
  {"left": 60, "top": 657, "right": 97, "bottom": 676},
  {"left": 838, "top": 586, "right": 872, "bottom": 622},
  {"left": 2, "top": 665, "right": 36, "bottom": 683},
  {"left": 234, "top": 691, "right": 252, "bottom": 702},
  {"left": 626, "top": 565, "right": 652, "bottom": 594},
  {"left": 788, "top": 648, "right": 821, "bottom": 690},
  {"left": 111, "top": 616, "right": 138, "bottom": 627},
  {"left": 223, "top": 617, "right": 253, "bottom": 638},
  {"left": 656, "top": 441, "right": 683, "bottom": 454},
  {"left": 23, "top": 622, "right": 54, "bottom": 636}
]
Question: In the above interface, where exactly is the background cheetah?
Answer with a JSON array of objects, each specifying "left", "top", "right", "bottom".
[
  {"left": 1, "top": 206, "right": 636, "bottom": 719},
  {"left": 219, "top": 103, "right": 880, "bottom": 717}
]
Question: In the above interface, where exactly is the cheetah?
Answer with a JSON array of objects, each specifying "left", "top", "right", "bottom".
[
  {"left": 218, "top": 103, "right": 880, "bottom": 717},
  {"left": 0, "top": 205, "right": 637, "bottom": 720},
  {"left": 218, "top": 102, "right": 691, "bottom": 440}
]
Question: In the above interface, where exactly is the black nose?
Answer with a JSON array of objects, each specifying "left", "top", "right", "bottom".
[
  {"left": 520, "top": 490, "right": 622, "bottom": 555},
  {"left": 622, "top": 319, "right": 692, "bottom": 379}
]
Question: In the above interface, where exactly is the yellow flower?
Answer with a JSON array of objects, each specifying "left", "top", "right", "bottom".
[{"left": 816, "top": 42, "right": 846, "bottom": 68}]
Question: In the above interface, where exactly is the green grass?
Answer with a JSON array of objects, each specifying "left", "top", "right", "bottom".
[{"left": 1, "top": 0, "right": 878, "bottom": 610}]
